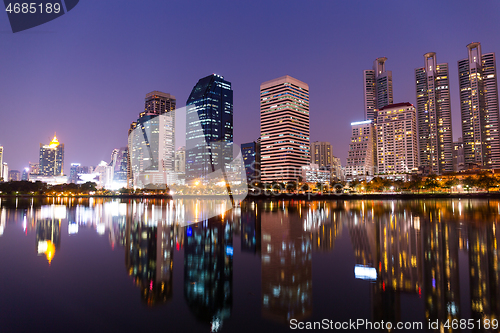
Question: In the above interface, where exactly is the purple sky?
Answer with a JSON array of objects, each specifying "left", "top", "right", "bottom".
[{"left": 1, "top": 0, "right": 500, "bottom": 174}]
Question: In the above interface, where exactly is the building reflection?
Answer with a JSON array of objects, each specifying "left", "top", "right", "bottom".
[
  {"left": 124, "top": 203, "right": 177, "bottom": 306},
  {"left": 468, "top": 222, "right": 500, "bottom": 326},
  {"left": 35, "top": 206, "right": 64, "bottom": 264},
  {"left": 240, "top": 201, "right": 261, "bottom": 254},
  {"left": 260, "top": 201, "right": 312, "bottom": 324},
  {"left": 184, "top": 214, "right": 233, "bottom": 331}
]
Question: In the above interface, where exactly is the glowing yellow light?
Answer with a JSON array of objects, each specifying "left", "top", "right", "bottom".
[{"left": 45, "top": 240, "right": 56, "bottom": 264}]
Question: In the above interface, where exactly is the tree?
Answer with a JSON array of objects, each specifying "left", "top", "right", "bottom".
[
  {"left": 424, "top": 175, "right": 439, "bottom": 192},
  {"left": 442, "top": 177, "right": 458, "bottom": 193},
  {"left": 286, "top": 181, "right": 297, "bottom": 193},
  {"left": 477, "top": 172, "right": 497, "bottom": 192}
]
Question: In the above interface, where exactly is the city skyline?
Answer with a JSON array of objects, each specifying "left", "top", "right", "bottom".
[{"left": 1, "top": 1, "right": 500, "bottom": 174}]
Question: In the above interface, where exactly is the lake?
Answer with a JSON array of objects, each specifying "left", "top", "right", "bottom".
[{"left": 0, "top": 197, "right": 499, "bottom": 333}]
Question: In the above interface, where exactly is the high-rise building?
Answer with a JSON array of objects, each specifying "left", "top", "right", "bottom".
[
  {"left": 452, "top": 138, "right": 465, "bottom": 172},
  {"left": 376, "top": 103, "right": 419, "bottom": 174},
  {"left": 0, "top": 146, "right": 3, "bottom": 180},
  {"left": 241, "top": 141, "right": 261, "bottom": 183},
  {"left": 260, "top": 75, "right": 310, "bottom": 183},
  {"left": 415, "top": 53, "right": 453, "bottom": 174},
  {"left": 39, "top": 135, "right": 64, "bottom": 176},
  {"left": 8, "top": 170, "right": 20, "bottom": 181},
  {"left": 185, "top": 74, "right": 233, "bottom": 182},
  {"left": 345, "top": 120, "right": 376, "bottom": 179},
  {"left": 364, "top": 57, "right": 393, "bottom": 121},
  {"left": 128, "top": 92, "right": 176, "bottom": 188},
  {"left": 458, "top": 42, "right": 500, "bottom": 169},
  {"left": 310, "top": 141, "right": 333, "bottom": 168}
]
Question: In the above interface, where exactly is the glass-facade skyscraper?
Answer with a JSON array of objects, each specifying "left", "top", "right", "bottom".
[
  {"left": 415, "top": 52, "right": 453, "bottom": 174},
  {"left": 185, "top": 74, "right": 233, "bottom": 182},
  {"left": 458, "top": 42, "right": 500, "bottom": 169}
]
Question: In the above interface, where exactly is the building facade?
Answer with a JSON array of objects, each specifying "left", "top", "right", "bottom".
[
  {"left": 345, "top": 120, "right": 376, "bottom": 179},
  {"left": 39, "top": 135, "right": 64, "bottom": 176},
  {"left": 415, "top": 52, "right": 453, "bottom": 174},
  {"left": 310, "top": 141, "right": 333, "bottom": 167},
  {"left": 376, "top": 103, "right": 418, "bottom": 174},
  {"left": 8, "top": 170, "right": 20, "bottom": 181},
  {"left": 260, "top": 75, "right": 310, "bottom": 183},
  {"left": 128, "top": 92, "right": 176, "bottom": 188},
  {"left": 453, "top": 138, "right": 465, "bottom": 172},
  {"left": 364, "top": 57, "right": 394, "bottom": 121},
  {"left": 241, "top": 141, "right": 261, "bottom": 183},
  {"left": 458, "top": 42, "right": 500, "bottom": 169},
  {"left": 185, "top": 74, "right": 233, "bottom": 182}
]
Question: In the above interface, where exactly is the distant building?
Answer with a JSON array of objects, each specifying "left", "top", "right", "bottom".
[
  {"left": 241, "top": 141, "right": 260, "bottom": 183},
  {"left": 39, "top": 135, "right": 64, "bottom": 176},
  {"left": 21, "top": 168, "right": 29, "bottom": 181},
  {"left": 2, "top": 163, "right": 8, "bottom": 182},
  {"left": 128, "top": 92, "right": 176, "bottom": 188},
  {"left": 301, "top": 164, "right": 330, "bottom": 184},
  {"left": 376, "top": 103, "right": 418, "bottom": 174},
  {"left": 310, "top": 141, "right": 333, "bottom": 168},
  {"left": 185, "top": 74, "right": 233, "bottom": 183},
  {"left": 345, "top": 120, "right": 376, "bottom": 179},
  {"left": 174, "top": 146, "right": 185, "bottom": 173},
  {"left": 260, "top": 75, "right": 310, "bottom": 183},
  {"left": 0, "top": 146, "right": 3, "bottom": 180},
  {"left": 415, "top": 52, "right": 453, "bottom": 174},
  {"left": 453, "top": 138, "right": 465, "bottom": 172},
  {"left": 29, "top": 162, "right": 40, "bottom": 176},
  {"left": 110, "top": 147, "right": 128, "bottom": 189},
  {"left": 8, "top": 170, "right": 20, "bottom": 181},
  {"left": 364, "top": 57, "right": 393, "bottom": 121},
  {"left": 458, "top": 42, "right": 500, "bottom": 169}
]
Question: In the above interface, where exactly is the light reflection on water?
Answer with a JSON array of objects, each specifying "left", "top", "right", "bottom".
[{"left": 0, "top": 197, "right": 500, "bottom": 332}]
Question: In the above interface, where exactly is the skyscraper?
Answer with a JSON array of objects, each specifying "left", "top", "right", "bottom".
[
  {"left": 364, "top": 57, "right": 393, "bottom": 121},
  {"left": 39, "top": 135, "right": 64, "bottom": 176},
  {"left": 415, "top": 53, "right": 453, "bottom": 174},
  {"left": 458, "top": 42, "right": 500, "bottom": 169},
  {"left": 260, "top": 75, "right": 310, "bottom": 183},
  {"left": 185, "top": 74, "right": 233, "bottom": 182},
  {"left": 128, "top": 92, "right": 176, "bottom": 188},
  {"left": 345, "top": 120, "right": 376, "bottom": 179},
  {"left": 376, "top": 103, "right": 419, "bottom": 174}
]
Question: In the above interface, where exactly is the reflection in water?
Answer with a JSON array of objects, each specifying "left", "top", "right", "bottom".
[
  {"left": 184, "top": 214, "right": 233, "bottom": 332},
  {"left": 2, "top": 197, "right": 500, "bottom": 331},
  {"left": 260, "top": 202, "right": 313, "bottom": 323}
]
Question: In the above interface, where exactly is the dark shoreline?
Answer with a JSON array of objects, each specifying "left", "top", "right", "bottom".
[{"left": 1, "top": 192, "right": 500, "bottom": 200}]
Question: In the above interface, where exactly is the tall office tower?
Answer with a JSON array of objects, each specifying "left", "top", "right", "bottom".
[
  {"left": 364, "top": 57, "right": 394, "bottom": 121},
  {"left": 260, "top": 75, "right": 310, "bottom": 183},
  {"left": 186, "top": 74, "right": 233, "bottom": 182},
  {"left": 241, "top": 141, "right": 261, "bottom": 183},
  {"left": 39, "top": 135, "right": 64, "bottom": 176},
  {"left": 415, "top": 53, "right": 453, "bottom": 174},
  {"left": 128, "top": 92, "right": 176, "bottom": 188},
  {"left": 174, "top": 146, "right": 185, "bottom": 173},
  {"left": 376, "top": 103, "right": 418, "bottom": 174},
  {"left": 0, "top": 146, "right": 3, "bottom": 180},
  {"left": 310, "top": 141, "right": 333, "bottom": 167},
  {"left": 458, "top": 42, "right": 500, "bottom": 169},
  {"left": 345, "top": 120, "right": 376, "bottom": 179}
]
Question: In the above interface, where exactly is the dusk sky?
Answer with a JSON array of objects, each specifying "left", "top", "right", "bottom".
[{"left": 1, "top": 0, "right": 500, "bottom": 174}]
